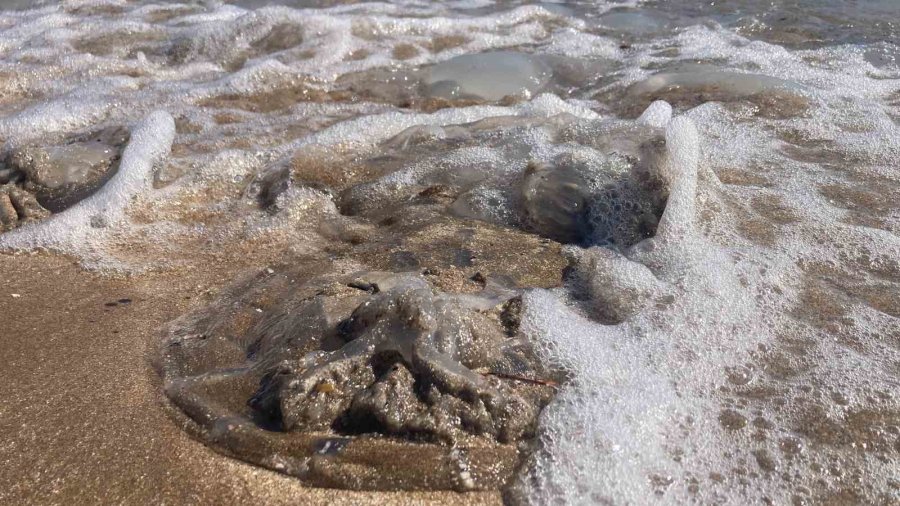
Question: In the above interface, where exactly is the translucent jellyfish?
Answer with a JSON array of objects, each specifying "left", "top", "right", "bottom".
[
  {"left": 598, "top": 9, "right": 674, "bottom": 36},
  {"left": 623, "top": 65, "right": 808, "bottom": 118},
  {"left": 0, "top": 185, "right": 48, "bottom": 231},
  {"left": 335, "top": 104, "right": 672, "bottom": 249},
  {"left": 557, "top": 115, "right": 700, "bottom": 323},
  {"left": 547, "top": 115, "right": 701, "bottom": 325},
  {"left": 424, "top": 51, "right": 553, "bottom": 101},
  {"left": 0, "top": 126, "right": 129, "bottom": 230},
  {"left": 250, "top": 272, "right": 545, "bottom": 442},
  {"left": 629, "top": 67, "right": 800, "bottom": 98}
]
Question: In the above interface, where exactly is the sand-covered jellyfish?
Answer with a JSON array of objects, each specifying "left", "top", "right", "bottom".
[
  {"left": 157, "top": 101, "right": 715, "bottom": 493},
  {"left": 158, "top": 264, "right": 558, "bottom": 490}
]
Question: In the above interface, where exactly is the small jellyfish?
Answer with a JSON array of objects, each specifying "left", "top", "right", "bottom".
[
  {"left": 598, "top": 9, "right": 673, "bottom": 36},
  {"left": 626, "top": 65, "right": 808, "bottom": 118},
  {"left": 425, "top": 51, "right": 552, "bottom": 102},
  {"left": 0, "top": 126, "right": 129, "bottom": 230}
]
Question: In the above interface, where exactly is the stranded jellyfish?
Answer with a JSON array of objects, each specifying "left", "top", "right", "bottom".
[
  {"left": 0, "top": 127, "right": 129, "bottom": 231},
  {"left": 158, "top": 102, "right": 704, "bottom": 492}
]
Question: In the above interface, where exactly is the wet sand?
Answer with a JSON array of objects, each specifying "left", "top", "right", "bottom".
[{"left": 0, "top": 251, "right": 498, "bottom": 505}]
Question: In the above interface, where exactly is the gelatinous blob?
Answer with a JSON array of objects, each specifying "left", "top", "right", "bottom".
[
  {"left": 251, "top": 272, "right": 545, "bottom": 443},
  {"left": 0, "top": 185, "right": 49, "bottom": 231},
  {"left": 0, "top": 126, "right": 130, "bottom": 230},
  {"left": 598, "top": 9, "right": 674, "bottom": 36},
  {"left": 0, "top": 111, "right": 175, "bottom": 254},
  {"left": 155, "top": 102, "right": 704, "bottom": 492},
  {"left": 621, "top": 65, "right": 808, "bottom": 118},
  {"left": 336, "top": 104, "right": 672, "bottom": 249},
  {"left": 630, "top": 67, "right": 799, "bottom": 98},
  {"left": 425, "top": 51, "right": 553, "bottom": 101},
  {"left": 159, "top": 268, "right": 555, "bottom": 490}
]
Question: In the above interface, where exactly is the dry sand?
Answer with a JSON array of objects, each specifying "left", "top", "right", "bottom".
[{"left": 0, "top": 251, "right": 499, "bottom": 505}]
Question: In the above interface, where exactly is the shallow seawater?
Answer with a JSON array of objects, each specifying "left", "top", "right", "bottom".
[{"left": 0, "top": 0, "right": 898, "bottom": 504}]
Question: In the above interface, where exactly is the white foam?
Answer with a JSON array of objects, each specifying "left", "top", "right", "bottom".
[
  {"left": 636, "top": 99, "right": 672, "bottom": 128},
  {"left": 0, "top": 83, "right": 123, "bottom": 146},
  {"left": 655, "top": 116, "right": 699, "bottom": 243},
  {"left": 510, "top": 111, "right": 781, "bottom": 503},
  {"left": 517, "top": 289, "right": 679, "bottom": 504}
]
